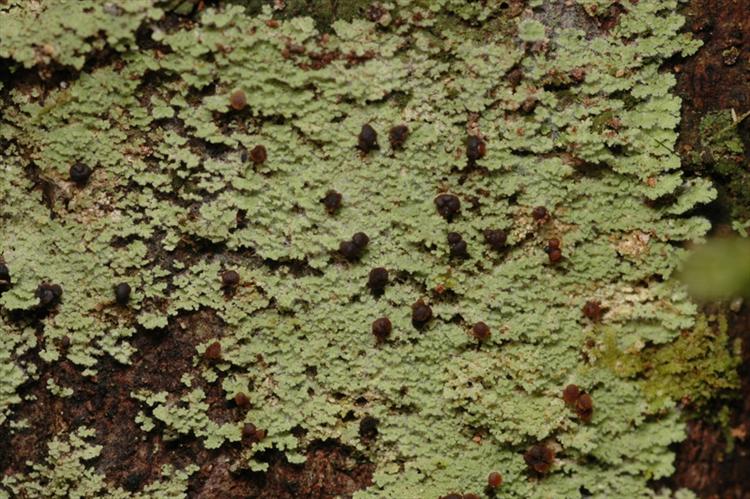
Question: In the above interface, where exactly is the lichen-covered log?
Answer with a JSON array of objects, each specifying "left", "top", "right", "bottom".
[{"left": 0, "top": 0, "right": 741, "bottom": 497}]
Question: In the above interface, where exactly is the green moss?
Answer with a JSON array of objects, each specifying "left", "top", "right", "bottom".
[
  {"left": 0, "top": 0, "right": 732, "bottom": 497},
  {"left": 598, "top": 315, "right": 740, "bottom": 411}
]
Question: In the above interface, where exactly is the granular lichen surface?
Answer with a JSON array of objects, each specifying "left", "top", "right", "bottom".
[{"left": 0, "top": 0, "right": 738, "bottom": 497}]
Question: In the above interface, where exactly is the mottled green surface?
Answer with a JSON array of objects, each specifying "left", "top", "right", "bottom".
[
  {"left": 599, "top": 315, "right": 740, "bottom": 411},
  {"left": 0, "top": 0, "right": 738, "bottom": 497}
]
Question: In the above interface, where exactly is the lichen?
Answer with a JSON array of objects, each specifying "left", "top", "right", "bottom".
[
  {"left": 0, "top": 321, "right": 37, "bottom": 425},
  {"left": 132, "top": 387, "right": 242, "bottom": 449},
  {"left": 0, "top": 0, "right": 163, "bottom": 69},
  {"left": 46, "top": 378, "right": 74, "bottom": 398},
  {"left": 0, "top": 0, "right": 737, "bottom": 497}
]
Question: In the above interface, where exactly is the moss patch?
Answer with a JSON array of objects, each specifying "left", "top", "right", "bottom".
[{"left": 598, "top": 314, "right": 740, "bottom": 411}]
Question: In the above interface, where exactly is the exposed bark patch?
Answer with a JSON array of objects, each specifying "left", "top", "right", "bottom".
[
  {"left": 533, "top": 1, "right": 601, "bottom": 38},
  {"left": 230, "top": 441, "right": 375, "bottom": 499},
  {"left": 673, "top": 0, "right": 750, "bottom": 230},
  {"left": 677, "top": 0, "right": 750, "bottom": 119},
  {"left": 0, "top": 309, "right": 222, "bottom": 486},
  {"left": 0, "top": 308, "right": 374, "bottom": 497}
]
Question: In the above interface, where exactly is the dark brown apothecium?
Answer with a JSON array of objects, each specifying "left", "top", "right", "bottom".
[
  {"left": 524, "top": 444, "right": 555, "bottom": 474},
  {"left": 114, "top": 282, "right": 131, "bottom": 305},
  {"left": 411, "top": 299, "right": 433, "bottom": 328},
  {"left": 466, "top": 135, "right": 486, "bottom": 161},
  {"left": 484, "top": 229, "right": 507, "bottom": 251},
  {"left": 69, "top": 163, "right": 92, "bottom": 184},
  {"left": 435, "top": 194, "right": 461, "bottom": 221},
  {"left": 372, "top": 317, "right": 392, "bottom": 343},
  {"left": 389, "top": 124, "right": 409, "bottom": 150},
  {"left": 358, "top": 124, "right": 378, "bottom": 152},
  {"left": 367, "top": 267, "right": 389, "bottom": 294},
  {"left": 321, "top": 190, "right": 342, "bottom": 214}
]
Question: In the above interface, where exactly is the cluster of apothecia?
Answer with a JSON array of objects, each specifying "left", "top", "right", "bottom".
[
  {"left": 524, "top": 444, "right": 556, "bottom": 474},
  {"left": 563, "top": 384, "right": 594, "bottom": 423},
  {"left": 19, "top": 158, "right": 148, "bottom": 311},
  {"left": 544, "top": 237, "right": 562, "bottom": 264},
  {"left": 198, "top": 232, "right": 266, "bottom": 445},
  {"left": 342, "top": 124, "right": 577, "bottom": 485},
  {"left": 339, "top": 232, "right": 370, "bottom": 261},
  {"left": 1, "top": 260, "right": 135, "bottom": 311},
  {"left": 356, "top": 123, "right": 412, "bottom": 154}
]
